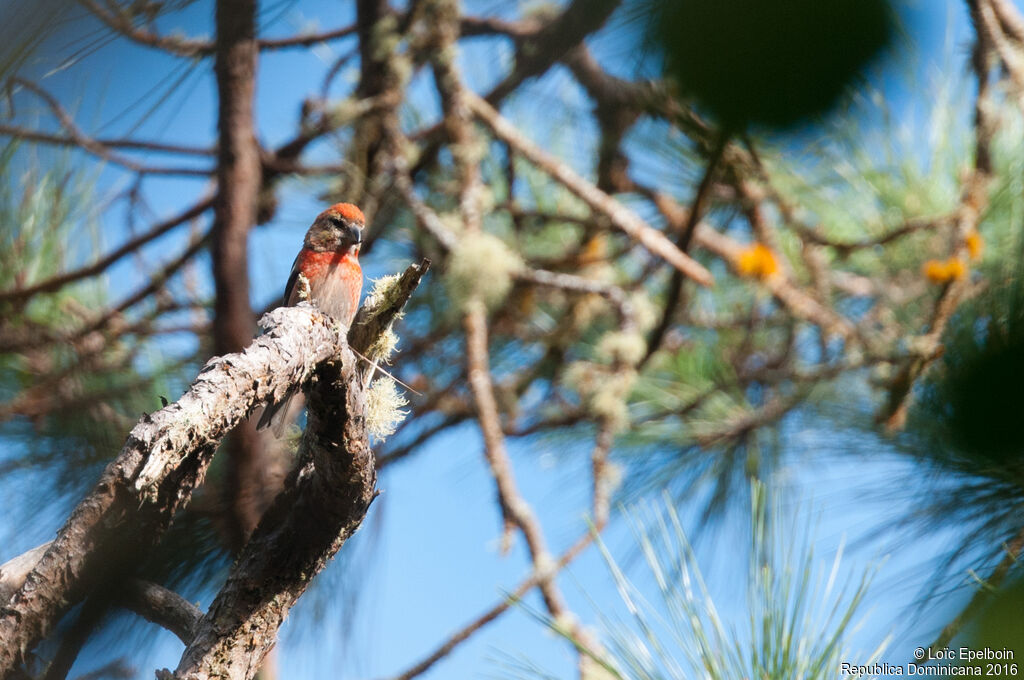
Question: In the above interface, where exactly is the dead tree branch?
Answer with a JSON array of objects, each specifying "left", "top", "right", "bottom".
[
  {"left": 120, "top": 580, "right": 202, "bottom": 645},
  {"left": 0, "top": 260, "right": 426, "bottom": 676},
  {"left": 169, "top": 260, "right": 428, "bottom": 679}
]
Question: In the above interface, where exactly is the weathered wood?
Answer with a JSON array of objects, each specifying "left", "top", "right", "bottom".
[{"left": 0, "top": 261, "right": 428, "bottom": 679}]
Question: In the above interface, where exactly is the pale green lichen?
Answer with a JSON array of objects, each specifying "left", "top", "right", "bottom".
[
  {"left": 627, "top": 291, "right": 659, "bottom": 333},
  {"left": 390, "top": 133, "right": 421, "bottom": 166},
  {"left": 296, "top": 272, "right": 311, "bottom": 301},
  {"left": 366, "top": 377, "right": 409, "bottom": 441},
  {"left": 360, "top": 273, "right": 407, "bottom": 361},
  {"left": 438, "top": 211, "right": 465, "bottom": 236},
  {"left": 453, "top": 136, "right": 488, "bottom": 168},
  {"left": 476, "top": 185, "right": 497, "bottom": 215},
  {"left": 326, "top": 98, "right": 366, "bottom": 128},
  {"left": 598, "top": 462, "right": 624, "bottom": 496},
  {"left": 571, "top": 293, "right": 613, "bottom": 330},
  {"left": 370, "top": 14, "right": 400, "bottom": 61},
  {"left": 563, "top": 360, "right": 599, "bottom": 395},
  {"left": 367, "top": 325, "right": 399, "bottom": 364},
  {"left": 445, "top": 231, "right": 523, "bottom": 308},
  {"left": 363, "top": 273, "right": 404, "bottom": 315},
  {"left": 589, "top": 373, "right": 634, "bottom": 432},
  {"left": 564, "top": 361, "right": 637, "bottom": 433},
  {"left": 389, "top": 53, "right": 413, "bottom": 89},
  {"left": 596, "top": 330, "right": 647, "bottom": 366}
]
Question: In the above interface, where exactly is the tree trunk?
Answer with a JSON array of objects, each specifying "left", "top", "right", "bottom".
[{"left": 211, "top": 0, "right": 281, "bottom": 551}]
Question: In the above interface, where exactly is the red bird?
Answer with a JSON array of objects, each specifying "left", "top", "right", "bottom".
[{"left": 257, "top": 202, "right": 365, "bottom": 433}]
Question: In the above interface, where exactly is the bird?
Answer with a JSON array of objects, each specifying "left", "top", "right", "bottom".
[{"left": 257, "top": 202, "right": 365, "bottom": 433}]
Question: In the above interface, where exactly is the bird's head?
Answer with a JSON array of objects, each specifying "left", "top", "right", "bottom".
[{"left": 304, "top": 202, "right": 365, "bottom": 255}]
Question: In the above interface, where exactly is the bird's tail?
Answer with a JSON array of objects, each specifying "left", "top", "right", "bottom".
[{"left": 256, "top": 391, "right": 302, "bottom": 437}]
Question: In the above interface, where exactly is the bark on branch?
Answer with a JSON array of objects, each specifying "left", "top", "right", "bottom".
[
  {"left": 120, "top": 580, "right": 203, "bottom": 645},
  {"left": 0, "top": 261, "right": 428, "bottom": 679},
  {"left": 170, "top": 259, "right": 428, "bottom": 679}
]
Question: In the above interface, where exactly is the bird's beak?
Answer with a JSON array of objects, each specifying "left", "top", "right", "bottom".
[{"left": 352, "top": 227, "right": 363, "bottom": 244}]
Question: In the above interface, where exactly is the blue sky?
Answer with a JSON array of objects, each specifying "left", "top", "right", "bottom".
[{"left": 0, "top": 0, "right": 1013, "bottom": 678}]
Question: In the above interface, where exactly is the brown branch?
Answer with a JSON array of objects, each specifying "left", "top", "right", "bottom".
[
  {"left": 991, "top": 0, "right": 1024, "bottom": 42},
  {"left": 390, "top": 159, "right": 459, "bottom": 250},
  {"left": 120, "top": 580, "right": 202, "bottom": 645},
  {"left": 464, "top": 302, "right": 563, "bottom": 605},
  {"left": 77, "top": 0, "right": 211, "bottom": 57},
  {"left": 170, "top": 354, "right": 373, "bottom": 678},
  {"left": 694, "top": 391, "right": 807, "bottom": 449},
  {"left": 265, "top": 94, "right": 389, "bottom": 184},
  {"left": 978, "top": 0, "right": 1024, "bottom": 104},
  {"left": 169, "top": 261, "right": 428, "bottom": 679},
  {"left": 80, "top": 0, "right": 362, "bottom": 56},
  {"left": 8, "top": 79, "right": 213, "bottom": 176},
  {"left": 0, "top": 306, "right": 342, "bottom": 674},
  {"left": 43, "top": 595, "right": 108, "bottom": 680},
  {"left": 789, "top": 214, "right": 953, "bottom": 252},
  {"left": 486, "top": 0, "right": 622, "bottom": 103},
  {"left": 211, "top": 0, "right": 260, "bottom": 356},
  {"left": 459, "top": 15, "right": 540, "bottom": 39},
  {"left": 342, "top": 0, "right": 395, "bottom": 207},
  {"left": 0, "top": 124, "right": 212, "bottom": 155},
  {"left": 78, "top": 2, "right": 574, "bottom": 60},
  {"left": 97, "top": 230, "right": 210, "bottom": 322},
  {"left": 465, "top": 91, "right": 714, "bottom": 287},
  {"left": 0, "top": 259, "right": 426, "bottom": 677},
  {"left": 423, "top": 14, "right": 607, "bottom": 672},
  {"left": 514, "top": 268, "right": 635, "bottom": 328},
  {"left": 877, "top": 14, "right": 994, "bottom": 429},
  {"left": 257, "top": 24, "right": 357, "bottom": 49}
]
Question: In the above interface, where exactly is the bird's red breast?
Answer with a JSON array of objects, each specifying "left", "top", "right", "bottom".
[
  {"left": 293, "top": 248, "right": 362, "bottom": 326},
  {"left": 296, "top": 248, "right": 359, "bottom": 280}
]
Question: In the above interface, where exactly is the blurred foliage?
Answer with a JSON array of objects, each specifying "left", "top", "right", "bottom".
[
  {"left": 0, "top": 0, "right": 74, "bottom": 80},
  {"left": 957, "top": 578, "right": 1024, "bottom": 665},
  {"left": 0, "top": 147, "right": 231, "bottom": 660},
  {"left": 899, "top": 256, "right": 1024, "bottom": 578},
  {"left": 512, "top": 482, "right": 886, "bottom": 680},
  {"left": 646, "top": 0, "right": 896, "bottom": 130},
  {"left": 4, "top": 0, "right": 1024, "bottom": 675},
  {"left": 0, "top": 151, "right": 169, "bottom": 492}
]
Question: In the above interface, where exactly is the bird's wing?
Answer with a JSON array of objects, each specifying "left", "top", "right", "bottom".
[{"left": 282, "top": 253, "right": 301, "bottom": 306}]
